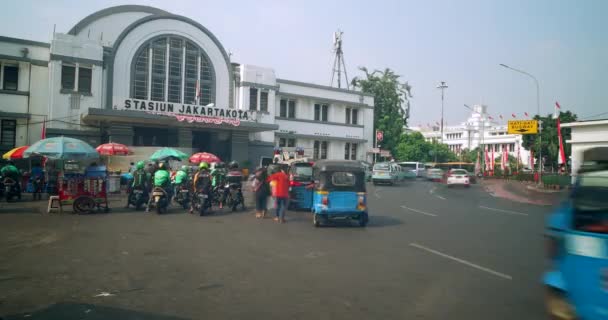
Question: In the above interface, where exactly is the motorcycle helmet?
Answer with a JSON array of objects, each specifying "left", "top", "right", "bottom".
[
  {"left": 136, "top": 161, "right": 145, "bottom": 170},
  {"left": 228, "top": 161, "right": 239, "bottom": 169},
  {"left": 199, "top": 162, "right": 209, "bottom": 170}
]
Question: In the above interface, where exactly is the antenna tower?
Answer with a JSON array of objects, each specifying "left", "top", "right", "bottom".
[{"left": 330, "top": 30, "right": 349, "bottom": 89}]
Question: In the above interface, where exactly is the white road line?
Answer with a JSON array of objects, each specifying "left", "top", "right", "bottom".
[
  {"left": 409, "top": 243, "right": 513, "bottom": 280},
  {"left": 435, "top": 195, "right": 446, "bottom": 200},
  {"left": 400, "top": 205, "right": 437, "bottom": 217},
  {"left": 479, "top": 205, "right": 528, "bottom": 216},
  {"left": 429, "top": 187, "right": 436, "bottom": 194},
  {"left": 374, "top": 189, "right": 381, "bottom": 199}
]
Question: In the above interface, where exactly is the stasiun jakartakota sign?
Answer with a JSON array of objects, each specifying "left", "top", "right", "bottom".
[{"left": 121, "top": 99, "right": 252, "bottom": 120}]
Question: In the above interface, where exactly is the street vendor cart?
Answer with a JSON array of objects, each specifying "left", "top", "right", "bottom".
[{"left": 58, "top": 163, "right": 109, "bottom": 214}]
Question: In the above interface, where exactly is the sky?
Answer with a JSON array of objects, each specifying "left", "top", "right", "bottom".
[{"left": 2, "top": 0, "right": 607, "bottom": 126}]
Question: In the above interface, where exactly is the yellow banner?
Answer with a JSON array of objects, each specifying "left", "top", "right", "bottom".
[{"left": 507, "top": 120, "right": 538, "bottom": 134}]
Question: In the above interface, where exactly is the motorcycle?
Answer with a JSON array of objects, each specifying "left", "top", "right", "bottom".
[
  {"left": 150, "top": 187, "right": 169, "bottom": 214},
  {"left": 212, "top": 185, "right": 225, "bottom": 208},
  {"left": 174, "top": 184, "right": 191, "bottom": 210},
  {"left": 224, "top": 182, "right": 245, "bottom": 212},
  {"left": 3, "top": 177, "right": 21, "bottom": 202},
  {"left": 192, "top": 187, "right": 212, "bottom": 216},
  {"left": 128, "top": 186, "right": 149, "bottom": 210}
]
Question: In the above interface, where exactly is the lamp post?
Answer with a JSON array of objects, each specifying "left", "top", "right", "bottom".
[
  {"left": 499, "top": 64, "right": 542, "bottom": 184},
  {"left": 436, "top": 82, "right": 448, "bottom": 144}
]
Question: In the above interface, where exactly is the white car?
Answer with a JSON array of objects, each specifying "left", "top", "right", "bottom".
[{"left": 446, "top": 169, "right": 470, "bottom": 188}]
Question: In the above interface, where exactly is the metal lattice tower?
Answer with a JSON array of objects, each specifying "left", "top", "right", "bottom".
[{"left": 330, "top": 30, "right": 349, "bottom": 90}]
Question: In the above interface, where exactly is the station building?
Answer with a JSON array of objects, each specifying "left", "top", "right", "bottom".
[{"left": 0, "top": 5, "right": 374, "bottom": 167}]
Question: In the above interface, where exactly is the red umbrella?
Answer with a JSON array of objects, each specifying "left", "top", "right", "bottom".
[
  {"left": 189, "top": 152, "right": 221, "bottom": 164},
  {"left": 96, "top": 142, "right": 131, "bottom": 156}
]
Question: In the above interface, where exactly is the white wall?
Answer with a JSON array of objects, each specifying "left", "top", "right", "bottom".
[
  {"left": 111, "top": 18, "right": 231, "bottom": 109},
  {"left": 72, "top": 12, "right": 154, "bottom": 47},
  {"left": 278, "top": 81, "right": 373, "bottom": 106},
  {"left": 565, "top": 121, "right": 608, "bottom": 182},
  {"left": 0, "top": 42, "right": 49, "bottom": 62}
]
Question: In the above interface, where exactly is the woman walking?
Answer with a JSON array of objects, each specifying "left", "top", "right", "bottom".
[{"left": 252, "top": 167, "right": 270, "bottom": 218}]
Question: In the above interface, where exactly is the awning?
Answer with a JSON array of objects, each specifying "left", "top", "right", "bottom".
[{"left": 82, "top": 108, "right": 278, "bottom": 132}]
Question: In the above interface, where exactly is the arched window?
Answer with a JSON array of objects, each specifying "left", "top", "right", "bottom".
[{"left": 131, "top": 35, "right": 215, "bottom": 105}]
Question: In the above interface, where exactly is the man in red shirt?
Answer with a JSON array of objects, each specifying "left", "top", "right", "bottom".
[{"left": 267, "top": 167, "right": 289, "bottom": 223}]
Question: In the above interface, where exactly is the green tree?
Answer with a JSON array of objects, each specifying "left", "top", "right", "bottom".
[
  {"left": 351, "top": 68, "right": 412, "bottom": 154},
  {"left": 521, "top": 111, "right": 577, "bottom": 170},
  {"left": 460, "top": 147, "right": 481, "bottom": 163},
  {"left": 394, "top": 132, "right": 457, "bottom": 163}
]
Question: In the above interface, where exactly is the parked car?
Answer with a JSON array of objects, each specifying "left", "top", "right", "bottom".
[
  {"left": 398, "top": 162, "right": 425, "bottom": 178},
  {"left": 426, "top": 168, "right": 443, "bottom": 182},
  {"left": 372, "top": 162, "right": 399, "bottom": 185},
  {"left": 446, "top": 169, "right": 470, "bottom": 187}
]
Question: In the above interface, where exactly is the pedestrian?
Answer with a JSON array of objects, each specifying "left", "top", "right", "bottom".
[
  {"left": 267, "top": 166, "right": 289, "bottom": 223},
  {"left": 252, "top": 167, "right": 270, "bottom": 218}
]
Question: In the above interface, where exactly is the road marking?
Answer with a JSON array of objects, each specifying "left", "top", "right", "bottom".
[
  {"left": 374, "top": 188, "right": 381, "bottom": 199},
  {"left": 429, "top": 187, "right": 436, "bottom": 194},
  {"left": 400, "top": 205, "right": 437, "bottom": 217},
  {"left": 409, "top": 243, "right": 512, "bottom": 280},
  {"left": 435, "top": 195, "right": 446, "bottom": 200},
  {"left": 479, "top": 206, "right": 528, "bottom": 216}
]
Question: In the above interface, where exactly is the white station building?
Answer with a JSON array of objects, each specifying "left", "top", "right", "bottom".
[
  {"left": 412, "top": 104, "right": 531, "bottom": 165},
  {"left": 0, "top": 5, "right": 374, "bottom": 167}
]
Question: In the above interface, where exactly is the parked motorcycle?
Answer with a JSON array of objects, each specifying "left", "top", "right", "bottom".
[
  {"left": 3, "top": 177, "right": 21, "bottom": 202},
  {"left": 192, "top": 187, "right": 212, "bottom": 216},
  {"left": 212, "top": 185, "right": 225, "bottom": 208},
  {"left": 128, "top": 186, "right": 149, "bottom": 210},
  {"left": 174, "top": 184, "right": 191, "bottom": 210},
  {"left": 224, "top": 182, "right": 245, "bottom": 212},
  {"left": 150, "top": 187, "right": 169, "bottom": 214}
]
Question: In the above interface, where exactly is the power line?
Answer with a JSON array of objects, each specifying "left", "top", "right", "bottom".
[{"left": 580, "top": 111, "right": 608, "bottom": 120}]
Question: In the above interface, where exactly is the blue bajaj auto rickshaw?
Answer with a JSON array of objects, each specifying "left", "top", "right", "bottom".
[
  {"left": 311, "top": 160, "right": 368, "bottom": 227},
  {"left": 544, "top": 147, "right": 608, "bottom": 320},
  {"left": 288, "top": 161, "right": 314, "bottom": 210}
]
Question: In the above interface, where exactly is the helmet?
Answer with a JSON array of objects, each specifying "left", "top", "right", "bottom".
[
  {"left": 158, "top": 162, "right": 166, "bottom": 170},
  {"left": 199, "top": 162, "right": 209, "bottom": 170},
  {"left": 216, "top": 162, "right": 225, "bottom": 168},
  {"left": 181, "top": 165, "right": 188, "bottom": 171},
  {"left": 136, "top": 161, "right": 145, "bottom": 170},
  {"left": 228, "top": 161, "right": 239, "bottom": 169}
]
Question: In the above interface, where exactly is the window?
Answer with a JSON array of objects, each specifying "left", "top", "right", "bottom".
[
  {"left": 0, "top": 120, "right": 17, "bottom": 149},
  {"left": 321, "top": 141, "right": 328, "bottom": 159},
  {"left": 313, "top": 141, "right": 320, "bottom": 159},
  {"left": 287, "top": 138, "right": 296, "bottom": 147},
  {"left": 346, "top": 108, "right": 351, "bottom": 124},
  {"left": 331, "top": 172, "right": 356, "bottom": 186},
  {"left": 509, "top": 143, "right": 515, "bottom": 152},
  {"left": 249, "top": 88, "right": 258, "bottom": 110},
  {"left": 352, "top": 109, "right": 358, "bottom": 125},
  {"left": 2, "top": 65, "right": 18, "bottom": 91},
  {"left": 61, "top": 65, "right": 76, "bottom": 90},
  {"left": 351, "top": 143, "right": 357, "bottom": 160},
  {"left": 345, "top": 108, "right": 358, "bottom": 125},
  {"left": 133, "top": 127, "right": 169, "bottom": 147},
  {"left": 278, "top": 138, "right": 286, "bottom": 147},
  {"left": 131, "top": 35, "right": 214, "bottom": 105},
  {"left": 260, "top": 91, "right": 268, "bottom": 112},
  {"left": 314, "top": 103, "right": 329, "bottom": 121},
  {"left": 288, "top": 100, "right": 296, "bottom": 118},
  {"left": 279, "top": 99, "right": 287, "bottom": 117},
  {"left": 344, "top": 142, "right": 350, "bottom": 160},
  {"left": 78, "top": 67, "right": 92, "bottom": 94}
]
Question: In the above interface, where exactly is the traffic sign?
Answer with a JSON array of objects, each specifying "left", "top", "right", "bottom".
[
  {"left": 376, "top": 130, "right": 384, "bottom": 142},
  {"left": 370, "top": 148, "right": 380, "bottom": 154},
  {"left": 507, "top": 120, "right": 538, "bottom": 134}
]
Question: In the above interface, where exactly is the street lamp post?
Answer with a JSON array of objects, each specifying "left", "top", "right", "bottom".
[{"left": 499, "top": 64, "right": 542, "bottom": 184}]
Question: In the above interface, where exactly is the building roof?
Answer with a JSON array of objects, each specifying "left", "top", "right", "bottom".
[
  {"left": 561, "top": 119, "right": 608, "bottom": 128},
  {"left": 68, "top": 5, "right": 170, "bottom": 35},
  {"left": 0, "top": 36, "right": 50, "bottom": 48},
  {"left": 277, "top": 78, "right": 374, "bottom": 97}
]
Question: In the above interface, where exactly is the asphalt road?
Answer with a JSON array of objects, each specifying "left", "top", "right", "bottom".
[{"left": 0, "top": 180, "right": 556, "bottom": 320}]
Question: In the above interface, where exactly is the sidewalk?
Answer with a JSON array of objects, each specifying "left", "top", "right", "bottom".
[{"left": 481, "top": 179, "right": 566, "bottom": 206}]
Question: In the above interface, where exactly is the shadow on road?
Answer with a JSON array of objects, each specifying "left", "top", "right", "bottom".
[
  {"left": 2, "top": 302, "right": 190, "bottom": 320},
  {"left": 367, "top": 215, "right": 403, "bottom": 228}
]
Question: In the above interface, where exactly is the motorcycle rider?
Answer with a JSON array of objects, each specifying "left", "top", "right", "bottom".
[
  {"left": 146, "top": 162, "right": 172, "bottom": 212},
  {"left": 126, "top": 161, "right": 150, "bottom": 208},
  {"left": 224, "top": 161, "right": 244, "bottom": 207},
  {"left": 1, "top": 160, "right": 22, "bottom": 200},
  {"left": 173, "top": 165, "right": 190, "bottom": 202},
  {"left": 191, "top": 162, "right": 212, "bottom": 213}
]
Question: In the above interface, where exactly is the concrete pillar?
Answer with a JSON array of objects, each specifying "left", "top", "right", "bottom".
[
  {"left": 231, "top": 131, "right": 249, "bottom": 165},
  {"left": 177, "top": 128, "right": 192, "bottom": 148},
  {"left": 107, "top": 124, "right": 134, "bottom": 145}
]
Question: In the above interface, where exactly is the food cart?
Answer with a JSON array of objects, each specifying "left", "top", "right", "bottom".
[{"left": 57, "top": 162, "right": 109, "bottom": 214}]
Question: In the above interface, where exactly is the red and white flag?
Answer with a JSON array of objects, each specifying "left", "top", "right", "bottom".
[
  {"left": 499, "top": 115, "right": 504, "bottom": 120},
  {"left": 524, "top": 112, "right": 529, "bottom": 118},
  {"left": 491, "top": 146, "right": 495, "bottom": 173},
  {"left": 554, "top": 101, "right": 561, "bottom": 119},
  {"left": 512, "top": 113, "right": 517, "bottom": 118},
  {"left": 530, "top": 149, "right": 534, "bottom": 169},
  {"left": 195, "top": 80, "right": 201, "bottom": 104},
  {"left": 557, "top": 118, "right": 567, "bottom": 166},
  {"left": 485, "top": 146, "right": 490, "bottom": 172}
]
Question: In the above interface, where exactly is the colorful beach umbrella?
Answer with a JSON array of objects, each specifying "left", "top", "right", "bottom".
[
  {"left": 23, "top": 137, "right": 99, "bottom": 160},
  {"left": 149, "top": 148, "right": 189, "bottom": 161},
  {"left": 189, "top": 152, "right": 221, "bottom": 164},
  {"left": 2, "top": 146, "right": 29, "bottom": 160},
  {"left": 96, "top": 142, "right": 132, "bottom": 156}
]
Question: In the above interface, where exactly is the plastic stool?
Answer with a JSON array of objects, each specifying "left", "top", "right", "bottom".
[{"left": 47, "top": 196, "right": 62, "bottom": 214}]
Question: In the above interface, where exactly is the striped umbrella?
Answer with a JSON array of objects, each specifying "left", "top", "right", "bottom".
[
  {"left": 189, "top": 152, "right": 221, "bottom": 164},
  {"left": 2, "top": 146, "right": 29, "bottom": 160},
  {"left": 96, "top": 142, "right": 131, "bottom": 156}
]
